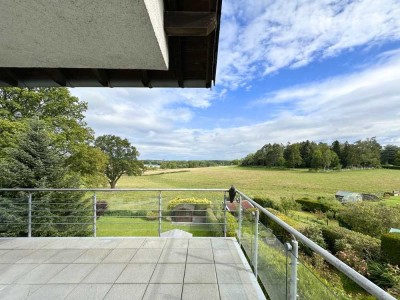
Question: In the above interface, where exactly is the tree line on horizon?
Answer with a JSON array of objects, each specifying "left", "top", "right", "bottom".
[
  {"left": 142, "top": 160, "right": 235, "bottom": 169},
  {"left": 241, "top": 139, "right": 400, "bottom": 170}
]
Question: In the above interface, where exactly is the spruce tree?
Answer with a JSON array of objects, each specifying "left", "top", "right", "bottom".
[{"left": 0, "top": 119, "right": 91, "bottom": 237}]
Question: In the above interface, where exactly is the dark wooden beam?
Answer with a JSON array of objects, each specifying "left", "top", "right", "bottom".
[
  {"left": 141, "top": 70, "right": 152, "bottom": 88},
  {"left": 164, "top": 11, "right": 217, "bottom": 36},
  {"left": 46, "top": 69, "right": 68, "bottom": 87},
  {"left": 0, "top": 69, "right": 18, "bottom": 86},
  {"left": 92, "top": 69, "right": 111, "bottom": 87},
  {"left": 173, "top": 37, "right": 184, "bottom": 87}
]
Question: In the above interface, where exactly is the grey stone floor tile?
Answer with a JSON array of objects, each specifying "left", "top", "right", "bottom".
[
  {"left": 187, "top": 248, "right": 214, "bottom": 263},
  {"left": 49, "top": 263, "right": 96, "bottom": 283},
  {"left": 213, "top": 249, "right": 242, "bottom": 264},
  {"left": 29, "top": 284, "right": 77, "bottom": 300},
  {"left": 116, "top": 238, "right": 144, "bottom": 248},
  {"left": 188, "top": 238, "right": 212, "bottom": 249},
  {"left": 159, "top": 248, "right": 187, "bottom": 263},
  {"left": 104, "top": 284, "right": 147, "bottom": 300},
  {"left": 44, "top": 238, "right": 95, "bottom": 249},
  {"left": 211, "top": 238, "right": 231, "bottom": 249},
  {"left": 0, "top": 250, "right": 34, "bottom": 263},
  {"left": 0, "top": 263, "right": 39, "bottom": 284},
  {"left": 0, "top": 250, "right": 10, "bottom": 256},
  {"left": 74, "top": 249, "right": 111, "bottom": 263},
  {"left": 44, "top": 249, "right": 86, "bottom": 263},
  {"left": 14, "top": 239, "right": 53, "bottom": 249},
  {"left": 90, "top": 238, "right": 122, "bottom": 249},
  {"left": 219, "top": 283, "right": 266, "bottom": 300},
  {"left": 0, "top": 284, "right": 41, "bottom": 300},
  {"left": 182, "top": 284, "right": 219, "bottom": 300},
  {"left": 130, "top": 248, "right": 162, "bottom": 263},
  {"left": 164, "top": 239, "right": 189, "bottom": 248},
  {"left": 0, "top": 238, "right": 12, "bottom": 245},
  {"left": 142, "top": 284, "right": 182, "bottom": 300},
  {"left": 82, "top": 263, "right": 126, "bottom": 283},
  {"left": 142, "top": 238, "right": 166, "bottom": 248},
  {"left": 116, "top": 263, "right": 156, "bottom": 283},
  {"left": 16, "top": 249, "right": 60, "bottom": 263},
  {"left": 102, "top": 248, "right": 137, "bottom": 263},
  {"left": 215, "top": 264, "right": 255, "bottom": 283},
  {"left": 184, "top": 264, "right": 217, "bottom": 284},
  {"left": 0, "top": 239, "right": 32, "bottom": 250},
  {"left": 65, "top": 283, "right": 112, "bottom": 300},
  {"left": 150, "top": 264, "right": 185, "bottom": 283},
  {"left": 16, "top": 263, "right": 67, "bottom": 284}
]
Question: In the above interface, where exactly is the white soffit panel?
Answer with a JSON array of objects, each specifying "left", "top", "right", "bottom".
[{"left": 0, "top": 0, "right": 169, "bottom": 70}]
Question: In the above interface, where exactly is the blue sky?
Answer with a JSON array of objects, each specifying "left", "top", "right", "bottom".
[{"left": 70, "top": 0, "right": 400, "bottom": 160}]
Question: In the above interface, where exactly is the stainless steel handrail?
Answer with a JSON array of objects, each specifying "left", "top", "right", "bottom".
[{"left": 236, "top": 189, "right": 396, "bottom": 300}]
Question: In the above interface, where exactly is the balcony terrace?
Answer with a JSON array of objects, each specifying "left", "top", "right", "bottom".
[{"left": 0, "top": 188, "right": 396, "bottom": 300}]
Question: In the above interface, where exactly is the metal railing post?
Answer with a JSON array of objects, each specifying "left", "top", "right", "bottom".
[
  {"left": 288, "top": 240, "right": 298, "bottom": 300},
  {"left": 253, "top": 209, "right": 259, "bottom": 279},
  {"left": 158, "top": 191, "right": 162, "bottom": 237},
  {"left": 93, "top": 192, "right": 97, "bottom": 237},
  {"left": 238, "top": 195, "right": 242, "bottom": 243},
  {"left": 28, "top": 193, "right": 32, "bottom": 238},
  {"left": 223, "top": 192, "right": 227, "bottom": 237}
]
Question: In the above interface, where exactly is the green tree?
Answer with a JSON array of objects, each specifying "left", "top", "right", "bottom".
[
  {"left": 354, "top": 137, "right": 381, "bottom": 168},
  {"left": 311, "top": 148, "right": 323, "bottom": 169},
  {"left": 284, "top": 143, "right": 302, "bottom": 168},
  {"left": 0, "top": 87, "right": 92, "bottom": 152},
  {"left": 381, "top": 145, "right": 400, "bottom": 165},
  {"left": 95, "top": 135, "right": 144, "bottom": 188},
  {"left": 0, "top": 87, "right": 105, "bottom": 186},
  {"left": 395, "top": 150, "right": 400, "bottom": 166},
  {"left": 0, "top": 120, "right": 91, "bottom": 237}
]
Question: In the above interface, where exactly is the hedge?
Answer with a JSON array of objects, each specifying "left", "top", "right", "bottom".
[
  {"left": 206, "top": 208, "right": 221, "bottom": 236},
  {"left": 167, "top": 198, "right": 212, "bottom": 210},
  {"left": 104, "top": 209, "right": 147, "bottom": 217},
  {"left": 321, "top": 226, "right": 381, "bottom": 260},
  {"left": 253, "top": 196, "right": 276, "bottom": 209},
  {"left": 382, "top": 165, "right": 400, "bottom": 170},
  {"left": 295, "top": 198, "right": 340, "bottom": 213},
  {"left": 381, "top": 233, "right": 400, "bottom": 265}
]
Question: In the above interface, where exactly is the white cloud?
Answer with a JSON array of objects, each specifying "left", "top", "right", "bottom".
[
  {"left": 84, "top": 49, "right": 400, "bottom": 160},
  {"left": 69, "top": 1, "right": 400, "bottom": 160},
  {"left": 217, "top": 0, "right": 400, "bottom": 88}
]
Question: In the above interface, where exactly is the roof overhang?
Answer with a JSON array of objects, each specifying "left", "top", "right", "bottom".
[{"left": 0, "top": 0, "right": 222, "bottom": 88}]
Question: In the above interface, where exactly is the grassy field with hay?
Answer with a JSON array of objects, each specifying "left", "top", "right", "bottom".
[{"left": 115, "top": 166, "right": 400, "bottom": 202}]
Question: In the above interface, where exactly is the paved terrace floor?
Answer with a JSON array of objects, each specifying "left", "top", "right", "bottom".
[{"left": 0, "top": 237, "right": 266, "bottom": 300}]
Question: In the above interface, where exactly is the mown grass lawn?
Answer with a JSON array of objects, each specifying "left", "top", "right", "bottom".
[{"left": 96, "top": 216, "right": 216, "bottom": 237}]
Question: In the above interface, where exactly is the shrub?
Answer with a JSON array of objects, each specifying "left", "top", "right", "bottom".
[
  {"left": 146, "top": 211, "right": 158, "bottom": 221},
  {"left": 300, "top": 225, "right": 327, "bottom": 255},
  {"left": 226, "top": 212, "right": 238, "bottom": 237},
  {"left": 321, "top": 226, "right": 381, "bottom": 260},
  {"left": 167, "top": 198, "right": 212, "bottom": 210},
  {"left": 104, "top": 209, "right": 146, "bottom": 218},
  {"left": 381, "top": 233, "right": 400, "bottom": 266},
  {"left": 337, "top": 203, "right": 400, "bottom": 238},
  {"left": 206, "top": 208, "right": 221, "bottom": 236},
  {"left": 368, "top": 262, "right": 400, "bottom": 289},
  {"left": 253, "top": 196, "right": 276, "bottom": 209},
  {"left": 295, "top": 197, "right": 341, "bottom": 214},
  {"left": 336, "top": 247, "right": 368, "bottom": 275},
  {"left": 280, "top": 197, "right": 301, "bottom": 215}
]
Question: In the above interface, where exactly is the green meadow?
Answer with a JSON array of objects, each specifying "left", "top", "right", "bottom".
[{"left": 115, "top": 166, "right": 400, "bottom": 201}]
